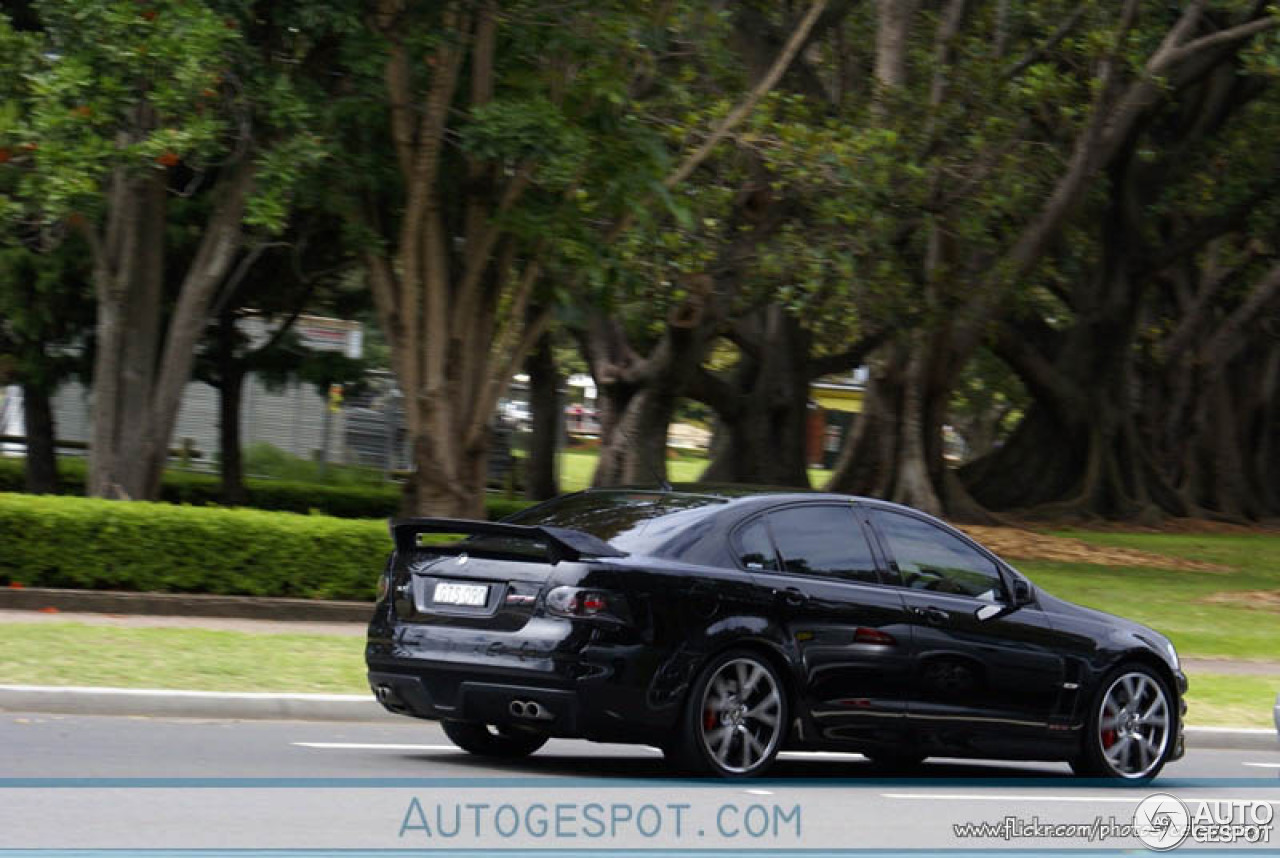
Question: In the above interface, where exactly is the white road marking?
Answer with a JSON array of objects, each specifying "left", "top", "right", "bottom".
[
  {"left": 292, "top": 742, "right": 459, "bottom": 751},
  {"left": 883, "top": 793, "right": 1280, "bottom": 804},
  {"left": 1244, "top": 762, "right": 1280, "bottom": 768},
  {"left": 778, "top": 750, "right": 868, "bottom": 760},
  {"left": 745, "top": 789, "right": 774, "bottom": 796}
]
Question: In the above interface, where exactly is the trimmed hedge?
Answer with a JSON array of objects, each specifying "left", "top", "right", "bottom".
[
  {"left": 0, "top": 458, "right": 533, "bottom": 521},
  {"left": 0, "top": 492, "right": 388, "bottom": 600}
]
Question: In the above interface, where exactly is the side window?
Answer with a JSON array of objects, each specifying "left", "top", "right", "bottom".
[
  {"left": 870, "top": 510, "right": 1003, "bottom": 601},
  {"left": 735, "top": 517, "right": 779, "bottom": 571},
  {"left": 767, "top": 505, "right": 879, "bottom": 584}
]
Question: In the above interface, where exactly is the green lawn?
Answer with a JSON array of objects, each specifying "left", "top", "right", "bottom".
[
  {"left": 1017, "top": 531, "right": 1280, "bottom": 661},
  {"left": 1184, "top": 673, "right": 1279, "bottom": 729},
  {"left": 0, "top": 623, "right": 368, "bottom": 694}
]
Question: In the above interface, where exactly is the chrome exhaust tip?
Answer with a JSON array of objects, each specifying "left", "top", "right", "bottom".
[
  {"left": 509, "top": 700, "right": 528, "bottom": 717},
  {"left": 525, "top": 701, "right": 543, "bottom": 719}
]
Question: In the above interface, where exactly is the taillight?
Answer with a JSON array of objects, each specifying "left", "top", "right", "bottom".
[{"left": 545, "top": 586, "right": 629, "bottom": 623}]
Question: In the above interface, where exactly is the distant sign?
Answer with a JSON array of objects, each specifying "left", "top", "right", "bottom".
[{"left": 295, "top": 315, "right": 363, "bottom": 359}]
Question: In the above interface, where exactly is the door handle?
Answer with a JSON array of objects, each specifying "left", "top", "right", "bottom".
[
  {"left": 912, "top": 605, "right": 949, "bottom": 625},
  {"left": 774, "top": 587, "right": 808, "bottom": 607}
]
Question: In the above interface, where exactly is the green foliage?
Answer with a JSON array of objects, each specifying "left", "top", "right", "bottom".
[
  {"left": 0, "top": 491, "right": 387, "bottom": 599},
  {"left": 0, "top": 240, "right": 93, "bottom": 390},
  {"left": 1, "top": 0, "right": 334, "bottom": 235},
  {"left": 0, "top": 457, "right": 534, "bottom": 521},
  {"left": 1, "top": 0, "right": 237, "bottom": 222}
]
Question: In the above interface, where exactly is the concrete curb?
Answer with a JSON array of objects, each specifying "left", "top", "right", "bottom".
[
  {"left": 0, "top": 684, "right": 398, "bottom": 723},
  {"left": 1, "top": 686, "right": 1276, "bottom": 751},
  {"left": 0, "top": 587, "right": 372, "bottom": 623},
  {"left": 1185, "top": 725, "right": 1278, "bottom": 752}
]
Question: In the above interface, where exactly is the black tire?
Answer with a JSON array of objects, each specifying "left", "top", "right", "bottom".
[
  {"left": 1072, "top": 663, "right": 1175, "bottom": 780},
  {"left": 441, "top": 720, "right": 550, "bottom": 758},
  {"left": 666, "top": 648, "right": 789, "bottom": 778}
]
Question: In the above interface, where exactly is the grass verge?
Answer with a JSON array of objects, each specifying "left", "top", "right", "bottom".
[{"left": 0, "top": 622, "right": 367, "bottom": 694}]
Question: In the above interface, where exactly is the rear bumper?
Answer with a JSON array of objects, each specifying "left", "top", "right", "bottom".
[
  {"left": 368, "top": 669, "right": 583, "bottom": 734},
  {"left": 365, "top": 608, "right": 682, "bottom": 744}
]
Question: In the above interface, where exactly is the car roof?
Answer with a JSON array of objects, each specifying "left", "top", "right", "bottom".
[
  {"left": 588, "top": 483, "right": 922, "bottom": 514},
  {"left": 510, "top": 484, "right": 950, "bottom": 565}
]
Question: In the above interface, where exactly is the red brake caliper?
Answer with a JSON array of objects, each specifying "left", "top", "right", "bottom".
[
  {"left": 704, "top": 708, "right": 719, "bottom": 730},
  {"left": 1101, "top": 705, "right": 1117, "bottom": 748}
]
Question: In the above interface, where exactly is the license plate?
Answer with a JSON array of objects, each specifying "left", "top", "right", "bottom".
[{"left": 433, "top": 582, "right": 489, "bottom": 607}]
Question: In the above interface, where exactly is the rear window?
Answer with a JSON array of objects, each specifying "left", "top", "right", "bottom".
[{"left": 505, "top": 491, "right": 727, "bottom": 554}]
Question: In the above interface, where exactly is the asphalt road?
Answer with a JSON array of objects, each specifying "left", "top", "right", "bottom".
[{"left": 2, "top": 712, "right": 1277, "bottom": 852}]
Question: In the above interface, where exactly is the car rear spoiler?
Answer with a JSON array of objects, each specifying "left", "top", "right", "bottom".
[{"left": 389, "top": 517, "right": 628, "bottom": 564}]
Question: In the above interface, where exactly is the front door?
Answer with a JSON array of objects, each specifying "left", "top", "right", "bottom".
[{"left": 865, "top": 508, "right": 1069, "bottom": 758}]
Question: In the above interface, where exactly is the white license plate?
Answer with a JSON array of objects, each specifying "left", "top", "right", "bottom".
[{"left": 433, "top": 582, "right": 489, "bottom": 607}]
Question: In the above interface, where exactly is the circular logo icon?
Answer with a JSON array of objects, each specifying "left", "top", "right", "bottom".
[{"left": 1133, "top": 793, "right": 1190, "bottom": 851}]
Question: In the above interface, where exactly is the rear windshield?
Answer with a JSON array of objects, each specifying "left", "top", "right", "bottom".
[{"left": 505, "top": 491, "right": 728, "bottom": 554}]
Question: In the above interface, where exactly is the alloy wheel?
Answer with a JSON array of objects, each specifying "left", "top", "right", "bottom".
[
  {"left": 697, "top": 657, "right": 784, "bottom": 775},
  {"left": 1096, "top": 671, "right": 1170, "bottom": 778}
]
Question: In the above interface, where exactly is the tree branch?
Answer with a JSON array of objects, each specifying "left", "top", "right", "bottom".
[
  {"left": 663, "top": 0, "right": 830, "bottom": 192},
  {"left": 1002, "top": 7, "right": 1085, "bottom": 81},
  {"left": 807, "top": 329, "right": 889, "bottom": 380},
  {"left": 1159, "top": 14, "right": 1280, "bottom": 69}
]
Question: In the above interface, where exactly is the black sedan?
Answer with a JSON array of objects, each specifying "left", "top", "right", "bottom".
[{"left": 366, "top": 486, "right": 1186, "bottom": 779}]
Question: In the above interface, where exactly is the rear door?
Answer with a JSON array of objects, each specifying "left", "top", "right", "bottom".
[
  {"left": 865, "top": 508, "right": 1069, "bottom": 755},
  {"left": 736, "top": 503, "right": 915, "bottom": 748}
]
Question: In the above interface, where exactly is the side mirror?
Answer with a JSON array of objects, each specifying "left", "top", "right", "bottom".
[{"left": 1011, "top": 578, "right": 1033, "bottom": 606}]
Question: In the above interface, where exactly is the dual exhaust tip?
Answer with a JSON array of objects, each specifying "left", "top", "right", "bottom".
[{"left": 509, "top": 699, "right": 551, "bottom": 720}]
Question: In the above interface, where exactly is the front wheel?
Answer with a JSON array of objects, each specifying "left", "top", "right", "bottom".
[
  {"left": 666, "top": 649, "right": 789, "bottom": 778},
  {"left": 441, "top": 720, "right": 549, "bottom": 758},
  {"left": 1072, "top": 664, "right": 1175, "bottom": 780}
]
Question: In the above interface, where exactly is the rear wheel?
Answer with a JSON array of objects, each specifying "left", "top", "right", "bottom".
[
  {"left": 666, "top": 649, "right": 789, "bottom": 778},
  {"left": 1072, "top": 664, "right": 1174, "bottom": 780},
  {"left": 441, "top": 720, "right": 549, "bottom": 758}
]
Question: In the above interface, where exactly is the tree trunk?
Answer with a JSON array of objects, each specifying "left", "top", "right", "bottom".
[
  {"left": 219, "top": 369, "right": 247, "bottom": 506},
  {"left": 86, "top": 164, "right": 253, "bottom": 501},
  {"left": 698, "top": 307, "right": 811, "bottom": 487},
  {"left": 524, "top": 330, "right": 560, "bottom": 501},
  {"left": 824, "top": 336, "right": 994, "bottom": 522},
  {"left": 583, "top": 280, "right": 718, "bottom": 488},
  {"left": 594, "top": 387, "right": 680, "bottom": 487},
  {"left": 22, "top": 382, "right": 58, "bottom": 494}
]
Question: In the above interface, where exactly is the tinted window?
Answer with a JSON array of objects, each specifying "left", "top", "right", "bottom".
[
  {"left": 735, "top": 518, "right": 779, "bottom": 571},
  {"left": 767, "top": 505, "right": 879, "bottom": 583},
  {"left": 871, "top": 510, "right": 1003, "bottom": 601},
  {"left": 505, "top": 491, "right": 727, "bottom": 553}
]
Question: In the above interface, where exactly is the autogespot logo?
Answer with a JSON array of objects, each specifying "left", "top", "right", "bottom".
[{"left": 1133, "top": 793, "right": 1190, "bottom": 851}]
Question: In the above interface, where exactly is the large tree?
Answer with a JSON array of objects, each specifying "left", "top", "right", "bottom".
[
  {"left": 349, "top": 0, "right": 830, "bottom": 515},
  {"left": 1, "top": 0, "right": 326, "bottom": 500},
  {"left": 823, "top": 0, "right": 1280, "bottom": 520}
]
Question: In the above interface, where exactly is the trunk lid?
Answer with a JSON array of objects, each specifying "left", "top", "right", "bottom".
[{"left": 388, "top": 517, "right": 625, "bottom": 630}]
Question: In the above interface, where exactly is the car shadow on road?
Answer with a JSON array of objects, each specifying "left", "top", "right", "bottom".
[{"left": 397, "top": 750, "right": 1072, "bottom": 781}]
